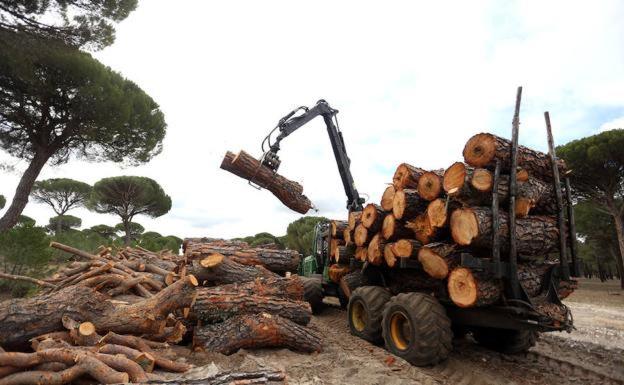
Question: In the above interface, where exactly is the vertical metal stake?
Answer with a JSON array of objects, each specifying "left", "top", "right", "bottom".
[
  {"left": 491, "top": 160, "right": 502, "bottom": 278},
  {"left": 507, "top": 86, "right": 522, "bottom": 298}
]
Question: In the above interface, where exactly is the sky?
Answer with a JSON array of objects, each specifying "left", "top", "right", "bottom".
[{"left": 1, "top": 0, "right": 624, "bottom": 239}]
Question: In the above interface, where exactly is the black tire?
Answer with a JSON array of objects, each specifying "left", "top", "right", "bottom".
[
  {"left": 301, "top": 276, "right": 324, "bottom": 314},
  {"left": 381, "top": 292, "right": 452, "bottom": 366},
  {"left": 472, "top": 328, "right": 538, "bottom": 354},
  {"left": 348, "top": 286, "right": 391, "bottom": 343},
  {"left": 337, "top": 286, "right": 349, "bottom": 309}
]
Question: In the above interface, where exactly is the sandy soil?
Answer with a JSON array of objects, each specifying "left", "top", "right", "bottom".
[{"left": 171, "top": 278, "right": 624, "bottom": 385}]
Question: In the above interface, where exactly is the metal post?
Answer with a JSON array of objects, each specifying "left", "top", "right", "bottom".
[
  {"left": 508, "top": 86, "right": 522, "bottom": 297},
  {"left": 491, "top": 160, "right": 502, "bottom": 278},
  {"left": 564, "top": 177, "right": 579, "bottom": 276},
  {"left": 544, "top": 112, "right": 570, "bottom": 280}
]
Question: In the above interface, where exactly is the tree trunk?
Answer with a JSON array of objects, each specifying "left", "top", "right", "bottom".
[
  {"left": 355, "top": 247, "right": 367, "bottom": 261},
  {"left": 220, "top": 150, "right": 312, "bottom": 214},
  {"left": 0, "top": 150, "right": 50, "bottom": 231},
  {"left": 447, "top": 267, "right": 502, "bottom": 307},
  {"left": 392, "top": 189, "right": 427, "bottom": 220},
  {"left": 192, "top": 313, "right": 321, "bottom": 354},
  {"left": 187, "top": 255, "right": 277, "bottom": 285},
  {"left": 330, "top": 239, "right": 345, "bottom": 260},
  {"left": 361, "top": 203, "right": 385, "bottom": 232},
  {"left": 0, "top": 276, "right": 197, "bottom": 349},
  {"left": 610, "top": 210, "right": 624, "bottom": 289},
  {"left": 123, "top": 219, "right": 131, "bottom": 247},
  {"left": 381, "top": 214, "right": 412, "bottom": 241},
  {"left": 450, "top": 207, "right": 560, "bottom": 256},
  {"left": 193, "top": 292, "right": 311, "bottom": 325},
  {"left": 463, "top": 133, "right": 566, "bottom": 181},
  {"left": 380, "top": 185, "right": 396, "bottom": 211}
]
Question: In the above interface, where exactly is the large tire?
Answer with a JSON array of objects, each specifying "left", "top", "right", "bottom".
[
  {"left": 472, "top": 328, "right": 537, "bottom": 354},
  {"left": 348, "top": 286, "right": 391, "bottom": 343},
  {"left": 301, "top": 276, "right": 324, "bottom": 314},
  {"left": 381, "top": 292, "right": 452, "bottom": 366}
]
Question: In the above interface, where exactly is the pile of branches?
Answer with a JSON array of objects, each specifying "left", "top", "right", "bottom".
[{"left": 332, "top": 133, "right": 577, "bottom": 318}]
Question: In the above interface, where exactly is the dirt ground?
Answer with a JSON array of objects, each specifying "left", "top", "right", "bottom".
[{"left": 174, "top": 278, "right": 624, "bottom": 385}]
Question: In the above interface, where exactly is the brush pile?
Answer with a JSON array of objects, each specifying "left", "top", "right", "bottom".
[{"left": 333, "top": 132, "right": 577, "bottom": 316}]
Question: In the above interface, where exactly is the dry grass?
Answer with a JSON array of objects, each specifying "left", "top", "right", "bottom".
[{"left": 565, "top": 277, "right": 624, "bottom": 308}]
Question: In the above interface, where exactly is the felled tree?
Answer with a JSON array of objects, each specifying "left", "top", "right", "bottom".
[
  {"left": 47, "top": 215, "right": 82, "bottom": 234},
  {"left": 114, "top": 222, "right": 144, "bottom": 243},
  {"left": 88, "top": 176, "right": 171, "bottom": 245},
  {"left": 0, "top": 31, "right": 166, "bottom": 231},
  {"left": 0, "top": 0, "right": 138, "bottom": 50},
  {"left": 31, "top": 178, "right": 91, "bottom": 233},
  {"left": 558, "top": 129, "right": 624, "bottom": 288}
]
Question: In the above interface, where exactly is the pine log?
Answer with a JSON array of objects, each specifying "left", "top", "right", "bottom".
[
  {"left": 355, "top": 247, "right": 367, "bottom": 261},
  {"left": 392, "top": 163, "right": 426, "bottom": 191},
  {"left": 0, "top": 276, "right": 197, "bottom": 349},
  {"left": 426, "top": 198, "right": 450, "bottom": 228},
  {"left": 381, "top": 214, "right": 412, "bottom": 241},
  {"left": 463, "top": 133, "right": 566, "bottom": 181},
  {"left": 380, "top": 185, "right": 396, "bottom": 211},
  {"left": 450, "top": 207, "right": 560, "bottom": 255},
  {"left": 334, "top": 244, "right": 355, "bottom": 263},
  {"left": 354, "top": 223, "right": 372, "bottom": 247},
  {"left": 343, "top": 228, "right": 353, "bottom": 246},
  {"left": 383, "top": 243, "right": 397, "bottom": 268},
  {"left": 447, "top": 267, "right": 502, "bottom": 307},
  {"left": 417, "top": 170, "right": 444, "bottom": 201},
  {"left": 348, "top": 211, "right": 363, "bottom": 231},
  {"left": 188, "top": 254, "right": 277, "bottom": 285},
  {"left": 328, "top": 264, "right": 351, "bottom": 284},
  {"left": 331, "top": 220, "right": 348, "bottom": 238},
  {"left": 193, "top": 313, "right": 321, "bottom": 354},
  {"left": 406, "top": 213, "right": 436, "bottom": 244},
  {"left": 361, "top": 203, "right": 385, "bottom": 232},
  {"left": 391, "top": 239, "right": 422, "bottom": 258},
  {"left": 330, "top": 239, "right": 345, "bottom": 260},
  {"left": 0, "top": 272, "right": 57, "bottom": 289},
  {"left": 185, "top": 244, "right": 300, "bottom": 273},
  {"left": 196, "top": 276, "right": 304, "bottom": 301},
  {"left": 339, "top": 271, "right": 367, "bottom": 299},
  {"left": 366, "top": 233, "right": 385, "bottom": 266},
  {"left": 417, "top": 243, "right": 457, "bottom": 279},
  {"left": 220, "top": 150, "right": 312, "bottom": 213},
  {"left": 193, "top": 292, "right": 311, "bottom": 325},
  {"left": 392, "top": 189, "right": 427, "bottom": 220}
]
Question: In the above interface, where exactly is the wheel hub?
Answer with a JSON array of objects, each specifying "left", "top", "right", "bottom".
[
  {"left": 390, "top": 311, "right": 411, "bottom": 351},
  {"left": 351, "top": 301, "right": 367, "bottom": 332}
]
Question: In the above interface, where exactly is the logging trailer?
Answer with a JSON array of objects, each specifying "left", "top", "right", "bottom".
[{"left": 254, "top": 94, "right": 577, "bottom": 366}]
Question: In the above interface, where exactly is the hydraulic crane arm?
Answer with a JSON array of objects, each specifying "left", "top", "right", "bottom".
[{"left": 259, "top": 100, "right": 364, "bottom": 212}]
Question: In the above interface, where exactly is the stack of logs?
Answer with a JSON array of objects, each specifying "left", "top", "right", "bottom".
[
  {"left": 332, "top": 132, "right": 577, "bottom": 314},
  {"left": 0, "top": 239, "right": 312, "bottom": 384}
]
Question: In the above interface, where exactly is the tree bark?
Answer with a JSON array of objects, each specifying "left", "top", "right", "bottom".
[
  {"left": 192, "top": 313, "right": 321, "bottom": 354},
  {"left": 334, "top": 244, "right": 355, "bottom": 263},
  {"left": 392, "top": 189, "right": 427, "bottom": 220},
  {"left": 447, "top": 267, "right": 502, "bottom": 307},
  {"left": 220, "top": 150, "right": 312, "bottom": 214},
  {"left": 188, "top": 255, "right": 277, "bottom": 285},
  {"left": 463, "top": 133, "right": 566, "bottom": 181},
  {"left": 609, "top": 206, "right": 624, "bottom": 289},
  {"left": 196, "top": 276, "right": 304, "bottom": 301}
]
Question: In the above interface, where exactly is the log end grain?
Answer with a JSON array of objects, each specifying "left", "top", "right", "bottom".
[
  {"left": 427, "top": 198, "right": 447, "bottom": 228},
  {"left": 380, "top": 185, "right": 396, "bottom": 211},
  {"left": 418, "top": 171, "right": 443, "bottom": 201},
  {"left": 443, "top": 162, "right": 466, "bottom": 193},
  {"left": 406, "top": 214, "right": 434, "bottom": 244},
  {"left": 447, "top": 267, "right": 478, "bottom": 307},
  {"left": 362, "top": 203, "right": 384, "bottom": 229},
  {"left": 348, "top": 211, "right": 363, "bottom": 231},
  {"left": 471, "top": 168, "right": 493, "bottom": 192},
  {"left": 384, "top": 243, "right": 397, "bottom": 268},
  {"left": 381, "top": 213, "right": 395, "bottom": 240},
  {"left": 199, "top": 253, "right": 224, "bottom": 268},
  {"left": 417, "top": 247, "right": 449, "bottom": 279},
  {"left": 367, "top": 234, "right": 384, "bottom": 266},
  {"left": 450, "top": 208, "right": 478, "bottom": 246},
  {"left": 354, "top": 224, "right": 369, "bottom": 247},
  {"left": 463, "top": 133, "right": 497, "bottom": 167}
]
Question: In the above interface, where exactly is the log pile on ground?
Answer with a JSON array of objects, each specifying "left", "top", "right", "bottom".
[
  {"left": 0, "top": 239, "right": 311, "bottom": 384},
  {"left": 328, "top": 132, "right": 577, "bottom": 316}
]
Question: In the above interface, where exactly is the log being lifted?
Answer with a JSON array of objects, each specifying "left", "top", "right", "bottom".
[
  {"left": 188, "top": 253, "right": 277, "bottom": 285},
  {"left": 463, "top": 133, "right": 566, "bottom": 181},
  {"left": 0, "top": 276, "right": 198, "bottom": 349},
  {"left": 381, "top": 214, "right": 412, "bottom": 241},
  {"left": 380, "top": 185, "right": 396, "bottom": 211},
  {"left": 447, "top": 267, "right": 502, "bottom": 307},
  {"left": 450, "top": 207, "right": 560, "bottom": 256},
  {"left": 221, "top": 150, "right": 312, "bottom": 214},
  {"left": 362, "top": 203, "right": 385, "bottom": 232},
  {"left": 393, "top": 189, "right": 427, "bottom": 220},
  {"left": 193, "top": 313, "right": 322, "bottom": 355}
]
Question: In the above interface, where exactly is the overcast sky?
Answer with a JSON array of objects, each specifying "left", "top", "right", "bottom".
[{"left": 1, "top": 0, "right": 623, "bottom": 239}]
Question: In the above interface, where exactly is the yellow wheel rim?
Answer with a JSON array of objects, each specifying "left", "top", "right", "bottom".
[
  {"left": 351, "top": 301, "right": 367, "bottom": 332},
  {"left": 390, "top": 311, "right": 411, "bottom": 351}
]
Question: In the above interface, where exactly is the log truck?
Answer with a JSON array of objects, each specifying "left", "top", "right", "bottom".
[{"left": 253, "top": 98, "right": 575, "bottom": 366}]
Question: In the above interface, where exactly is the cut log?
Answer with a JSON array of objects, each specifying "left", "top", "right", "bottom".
[
  {"left": 392, "top": 189, "right": 427, "bottom": 220},
  {"left": 328, "top": 264, "right": 351, "bottom": 284},
  {"left": 391, "top": 239, "right": 422, "bottom": 258},
  {"left": 193, "top": 313, "right": 321, "bottom": 354},
  {"left": 386, "top": 270, "right": 443, "bottom": 295},
  {"left": 366, "top": 233, "right": 385, "bottom": 266},
  {"left": 417, "top": 170, "right": 444, "bottom": 201},
  {"left": 383, "top": 243, "right": 397, "bottom": 268},
  {"left": 361, "top": 203, "right": 385, "bottom": 232},
  {"left": 196, "top": 276, "right": 304, "bottom": 301},
  {"left": 193, "top": 291, "right": 311, "bottom": 325},
  {"left": 188, "top": 254, "right": 277, "bottom": 285},
  {"left": 0, "top": 276, "right": 197, "bottom": 349},
  {"left": 449, "top": 207, "right": 560, "bottom": 255},
  {"left": 406, "top": 213, "right": 436, "bottom": 244},
  {"left": 463, "top": 133, "right": 566, "bottom": 181},
  {"left": 348, "top": 211, "right": 363, "bottom": 231},
  {"left": 220, "top": 150, "right": 312, "bottom": 214},
  {"left": 392, "top": 163, "right": 427, "bottom": 191},
  {"left": 426, "top": 198, "right": 450, "bottom": 228},
  {"left": 381, "top": 214, "right": 412, "bottom": 241},
  {"left": 355, "top": 247, "right": 367, "bottom": 261},
  {"left": 334, "top": 245, "right": 355, "bottom": 263},
  {"left": 417, "top": 243, "right": 457, "bottom": 279},
  {"left": 339, "top": 271, "right": 366, "bottom": 299},
  {"left": 343, "top": 228, "right": 353, "bottom": 246},
  {"left": 380, "top": 185, "right": 396, "bottom": 211},
  {"left": 447, "top": 267, "right": 502, "bottom": 307},
  {"left": 0, "top": 272, "right": 57, "bottom": 289},
  {"left": 354, "top": 223, "right": 372, "bottom": 247},
  {"left": 330, "top": 239, "right": 345, "bottom": 260},
  {"left": 331, "top": 220, "right": 348, "bottom": 238},
  {"left": 185, "top": 243, "right": 300, "bottom": 273}
]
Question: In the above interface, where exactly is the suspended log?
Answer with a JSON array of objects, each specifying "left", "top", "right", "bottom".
[
  {"left": 449, "top": 207, "right": 560, "bottom": 255},
  {"left": 392, "top": 163, "right": 427, "bottom": 191},
  {"left": 334, "top": 244, "right": 355, "bottom": 263},
  {"left": 328, "top": 264, "right": 351, "bottom": 284},
  {"left": 417, "top": 243, "right": 457, "bottom": 279},
  {"left": 220, "top": 150, "right": 312, "bottom": 214},
  {"left": 188, "top": 254, "right": 277, "bottom": 285},
  {"left": 392, "top": 189, "right": 427, "bottom": 220},
  {"left": 348, "top": 211, "right": 362, "bottom": 231},
  {"left": 361, "top": 203, "right": 385, "bottom": 232},
  {"left": 193, "top": 313, "right": 322, "bottom": 354},
  {"left": 447, "top": 267, "right": 502, "bottom": 308},
  {"left": 391, "top": 239, "right": 422, "bottom": 258},
  {"left": 367, "top": 233, "right": 385, "bottom": 266},
  {"left": 339, "top": 271, "right": 367, "bottom": 299},
  {"left": 406, "top": 214, "right": 436, "bottom": 244},
  {"left": 354, "top": 223, "right": 372, "bottom": 247},
  {"left": 462, "top": 133, "right": 566, "bottom": 181},
  {"left": 381, "top": 214, "right": 412, "bottom": 241},
  {"left": 331, "top": 220, "right": 348, "bottom": 238},
  {"left": 380, "top": 185, "right": 396, "bottom": 211}
]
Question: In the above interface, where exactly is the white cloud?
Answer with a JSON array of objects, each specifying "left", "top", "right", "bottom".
[
  {"left": 599, "top": 117, "right": 624, "bottom": 132},
  {"left": 1, "top": 0, "right": 624, "bottom": 238}
]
